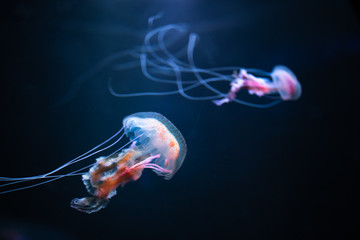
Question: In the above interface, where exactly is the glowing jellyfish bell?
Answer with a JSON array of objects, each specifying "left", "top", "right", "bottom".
[
  {"left": 0, "top": 112, "right": 186, "bottom": 214},
  {"left": 271, "top": 65, "right": 302, "bottom": 101},
  {"left": 123, "top": 112, "right": 186, "bottom": 180},
  {"left": 71, "top": 112, "right": 187, "bottom": 213}
]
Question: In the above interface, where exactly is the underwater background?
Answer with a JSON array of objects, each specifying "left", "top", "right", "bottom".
[{"left": 0, "top": 0, "right": 359, "bottom": 239}]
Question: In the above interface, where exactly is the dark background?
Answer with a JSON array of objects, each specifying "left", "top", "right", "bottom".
[{"left": 0, "top": 0, "right": 359, "bottom": 239}]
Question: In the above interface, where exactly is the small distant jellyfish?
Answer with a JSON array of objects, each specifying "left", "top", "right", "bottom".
[
  {"left": 58, "top": 15, "right": 302, "bottom": 109},
  {"left": 0, "top": 112, "right": 187, "bottom": 214},
  {"left": 213, "top": 66, "right": 302, "bottom": 106}
]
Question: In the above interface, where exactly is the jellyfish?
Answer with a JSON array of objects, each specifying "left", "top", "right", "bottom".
[
  {"left": 0, "top": 112, "right": 187, "bottom": 214},
  {"left": 212, "top": 65, "right": 302, "bottom": 106},
  {"left": 58, "top": 14, "right": 302, "bottom": 109}
]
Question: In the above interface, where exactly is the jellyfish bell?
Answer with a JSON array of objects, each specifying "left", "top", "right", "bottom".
[
  {"left": 71, "top": 112, "right": 187, "bottom": 214},
  {"left": 271, "top": 65, "right": 302, "bottom": 101},
  {"left": 123, "top": 112, "right": 186, "bottom": 180}
]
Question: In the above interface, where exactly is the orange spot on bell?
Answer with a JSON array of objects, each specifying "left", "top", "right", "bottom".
[{"left": 169, "top": 140, "right": 175, "bottom": 147}]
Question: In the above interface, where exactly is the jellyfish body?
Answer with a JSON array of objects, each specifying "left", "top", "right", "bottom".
[
  {"left": 213, "top": 66, "right": 302, "bottom": 106},
  {"left": 0, "top": 112, "right": 186, "bottom": 214},
  {"left": 70, "top": 112, "right": 186, "bottom": 213}
]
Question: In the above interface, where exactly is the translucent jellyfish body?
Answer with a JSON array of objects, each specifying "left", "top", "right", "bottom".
[
  {"left": 213, "top": 65, "right": 302, "bottom": 106},
  {"left": 0, "top": 112, "right": 186, "bottom": 214},
  {"left": 71, "top": 112, "right": 187, "bottom": 213}
]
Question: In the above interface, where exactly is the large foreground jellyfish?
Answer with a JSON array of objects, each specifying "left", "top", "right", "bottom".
[
  {"left": 0, "top": 112, "right": 187, "bottom": 214},
  {"left": 58, "top": 13, "right": 302, "bottom": 108}
]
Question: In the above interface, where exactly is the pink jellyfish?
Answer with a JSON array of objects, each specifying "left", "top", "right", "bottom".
[
  {"left": 213, "top": 65, "right": 302, "bottom": 106},
  {"left": 58, "top": 17, "right": 302, "bottom": 109}
]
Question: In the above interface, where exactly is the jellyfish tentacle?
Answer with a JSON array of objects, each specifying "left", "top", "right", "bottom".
[
  {"left": 0, "top": 172, "right": 85, "bottom": 184},
  {"left": 109, "top": 23, "right": 240, "bottom": 100},
  {"left": 130, "top": 154, "right": 160, "bottom": 169},
  {"left": 142, "top": 163, "right": 172, "bottom": 174},
  {"left": 187, "top": 33, "right": 227, "bottom": 99},
  {"left": 0, "top": 163, "right": 95, "bottom": 194},
  {"left": 169, "top": 59, "right": 222, "bottom": 100},
  {"left": 70, "top": 196, "right": 109, "bottom": 214},
  {"left": 0, "top": 126, "right": 125, "bottom": 183},
  {"left": 148, "top": 12, "right": 164, "bottom": 28},
  {"left": 0, "top": 172, "right": 86, "bottom": 193},
  {"left": 157, "top": 25, "right": 191, "bottom": 69},
  {"left": 43, "top": 127, "right": 126, "bottom": 178},
  {"left": 0, "top": 127, "right": 145, "bottom": 194},
  {"left": 108, "top": 74, "right": 230, "bottom": 98},
  {"left": 0, "top": 172, "right": 87, "bottom": 194}
]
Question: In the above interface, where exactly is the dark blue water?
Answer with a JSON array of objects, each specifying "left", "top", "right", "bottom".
[{"left": 0, "top": 0, "right": 358, "bottom": 239}]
